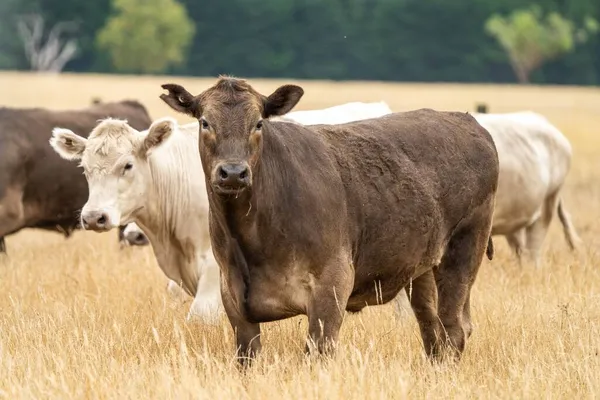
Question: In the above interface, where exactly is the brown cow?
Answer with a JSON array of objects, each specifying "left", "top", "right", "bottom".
[
  {"left": 0, "top": 101, "right": 152, "bottom": 253},
  {"left": 159, "top": 77, "right": 499, "bottom": 365}
]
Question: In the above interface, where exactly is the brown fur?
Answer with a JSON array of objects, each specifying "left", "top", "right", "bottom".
[
  {"left": 160, "top": 77, "right": 500, "bottom": 365},
  {"left": 0, "top": 101, "right": 152, "bottom": 253}
]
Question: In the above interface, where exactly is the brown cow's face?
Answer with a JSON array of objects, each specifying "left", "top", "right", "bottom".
[
  {"left": 50, "top": 118, "right": 175, "bottom": 231},
  {"left": 159, "top": 77, "right": 304, "bottom": 195}
]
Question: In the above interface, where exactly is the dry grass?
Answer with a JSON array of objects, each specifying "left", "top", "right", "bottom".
[{"left": 1, "top": 71, "right": 599, "bottom": 399}]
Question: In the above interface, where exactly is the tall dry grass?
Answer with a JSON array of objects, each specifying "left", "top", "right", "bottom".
[{"left": 0, "top": 72, "right": 599, "bottom": 399}]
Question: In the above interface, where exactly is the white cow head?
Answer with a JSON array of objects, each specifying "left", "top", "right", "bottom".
[{"left": 50, "top": 117, "right": 176, "bottom": 231}]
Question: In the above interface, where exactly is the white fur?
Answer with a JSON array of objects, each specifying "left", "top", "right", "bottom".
[{"left": 274, "top": 101, "right": 392, "bottom": 125}]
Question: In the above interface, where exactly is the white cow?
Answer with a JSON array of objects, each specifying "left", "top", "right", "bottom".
[
  {"left": 51, "top": 101, "right": 393, "bottom": 323},
  {"left": 394, "top": 111, "right": 582, "bottom": 315},
  {"left": 50, "top": 118, "right": 223, "bottom": 324},
  {"left": 473, "top": 111, "right": 581, "bottom": 265}
]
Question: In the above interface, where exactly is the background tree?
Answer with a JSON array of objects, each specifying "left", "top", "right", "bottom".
[
  {"left": 17, "top": 14, "right": 78, "bottom": 73},
  {"left": 485, "top": 6, "right": 599, "bottom": 83},
  {"left": 96, "top": 0, "right": 195, "bottom": 74}
]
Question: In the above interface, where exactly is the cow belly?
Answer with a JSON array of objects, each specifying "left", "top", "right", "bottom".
[{"left": 346, "top": 280, "right": 405, "bottom": 312}]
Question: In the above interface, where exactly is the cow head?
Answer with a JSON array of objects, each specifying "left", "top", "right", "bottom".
[
  {"left": 159, "top": 76, "right": 304, "bottom": 195},
  {"left": 49, "top": 117, "right": 175, "bottom": 231}
]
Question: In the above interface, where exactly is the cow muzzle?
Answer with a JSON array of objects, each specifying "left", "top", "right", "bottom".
[
  {"left": 125, "top": 230, "right": 149, "bottom": 246},
  {"left": 212, "top": 162, "right": 251, "bottom": 194},
  {"left": 81, "top": 210, "right": 112, "bottom": 232}
]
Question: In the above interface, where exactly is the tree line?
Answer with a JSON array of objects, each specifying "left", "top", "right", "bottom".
[{"left": 1, "top": 0, "right": 599, "bottom": 85}]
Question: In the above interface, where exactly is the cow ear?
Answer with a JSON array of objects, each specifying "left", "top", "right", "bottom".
[
  {"left": 50, "top": 128, "right": 88, "bottom": 161},
  {"left": 141, "top": 117, "right": 176, "bottom": 156},
  {"left": 263, "top": 84, "right": 304, "bottom": 118},
  {"left": 160, "top": 83, "right": 200, "bottom": 117}
]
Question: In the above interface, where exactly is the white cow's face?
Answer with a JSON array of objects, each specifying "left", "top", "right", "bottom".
[{"left": 50, "top": 117, "right": 175, "bottom": 231}]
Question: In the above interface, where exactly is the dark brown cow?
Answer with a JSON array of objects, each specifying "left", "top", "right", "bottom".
[
  {"left": 0, "top": 101, "right": 152, "bottom": 253},
  {"left": 160, "top": 77, "right": 499, "bottom": 365}
]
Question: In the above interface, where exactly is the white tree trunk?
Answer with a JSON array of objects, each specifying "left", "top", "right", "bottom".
[{"left": 17, "top": 14, "right": 78, "bottom": 73}]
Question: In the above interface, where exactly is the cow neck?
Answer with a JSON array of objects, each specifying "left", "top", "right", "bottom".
[{"left": 135, "top": 132, "right": 203, "bottom": 295}]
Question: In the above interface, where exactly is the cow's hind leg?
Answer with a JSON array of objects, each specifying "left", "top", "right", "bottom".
[
  {"left": 305, "top": 253, "right": 354, "bottom": 357},
  {"left": 505, "top": 229, "right": 525, "bottom": 266},
  {"left": 406, "top": 270, "right": 445, "bottom": 358},
  {"left": 434, "top": 208, "right": 492, "bottom": 361},
  {"left": 525, "top": 191, "right": 560, "bottom": 268}
]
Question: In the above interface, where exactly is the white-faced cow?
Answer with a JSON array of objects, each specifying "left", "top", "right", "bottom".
[
  {"left": 158, "top": 76, "right": 499, "bottom": 365},
  {"left": 0, "top": 101, "right": 152, "bottom": 254},
  {"left": 50, "top": 118, "right": 223, "bottom": 324}
]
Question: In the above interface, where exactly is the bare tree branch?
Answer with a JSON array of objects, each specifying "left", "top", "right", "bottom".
[{"left": 17, "top": 14, "right": 78, "bottom": 73}]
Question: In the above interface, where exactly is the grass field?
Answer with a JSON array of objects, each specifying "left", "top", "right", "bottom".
[{"left": 0, "top": 71, "right": 599, "bottom": 399}]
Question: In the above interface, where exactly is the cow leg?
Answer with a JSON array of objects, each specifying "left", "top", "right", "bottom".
[
  {"left": 221, "top": 283, "right": 261, "bottom": 367},
  {"left": 406, "top": 270, "right": 445, "bottom": 358},
  {"left": 0, "top": 236, "right": 5, "bottom": 253},
  {"left": 0, "top": 187, "right": 25, "bottom": 246},
  {"left": 305, "top": 254, "right": 353, "bottom": 356},
  {"left": 525, "top": 192, "right": 560, "bottom": 268},
  {"left": 434, "top": 211, "right": 492, "bottom": 361},
  {"left": 505, "top": 229, "right": 525, "bottom": 265},
  {"left": 187, "top": 256, "right": 223, "bottom": 325}
]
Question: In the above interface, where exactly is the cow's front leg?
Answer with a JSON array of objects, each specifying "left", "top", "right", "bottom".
[
  {"left": 221, "top": 282, "right": 261, "bottom": 367},
  {"left": 187, "top": 255, "right": 224, "bottom": 325},
  {"left": 305, "top": 254, "right": 354, "bottom": 356}
]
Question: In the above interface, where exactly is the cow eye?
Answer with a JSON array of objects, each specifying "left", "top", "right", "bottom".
[
  {"left": 256, "top": 120, "right": 263, "bottom": 130},
  {"left": 124, "top": 163, "right": 133, "bottom": 172},
  {"left": 201, "top": 118, "right": 209, "bottom": 130}
]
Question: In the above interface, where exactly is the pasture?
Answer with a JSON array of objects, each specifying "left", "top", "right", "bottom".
[{"left": 1, "top": 71, "right": 599, "bottom": 399}]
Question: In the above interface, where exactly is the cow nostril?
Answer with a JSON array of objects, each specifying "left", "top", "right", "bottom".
[
  {"left": 135, "top": 233, "right": 145, "bottom": 242},
  {"left": 239, "top": 168, "right": 248, "bottom": 180},
  {"left": 97, "top": 215, "right": 106, "bottom": 225},
  {"left": 219, "top": 167, "right": 228, "bottom": 180}
]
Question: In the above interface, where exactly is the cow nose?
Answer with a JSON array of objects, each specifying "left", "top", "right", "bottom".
[
  {"left": 82, "top": 211, "right": 110, "bottom": 231},
  {"left": 216, "top": 163, "right": 250, "bottom": 189},
  {"left": 126, "top": 231, "right": 149, "bottom": 246}
]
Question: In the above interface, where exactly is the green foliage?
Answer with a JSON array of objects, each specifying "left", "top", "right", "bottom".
[
  {"left": 485, "top": 6, "right": 599, "bottom": 82},
  {"left": 2, "top": 0, "right": 600, "bottom": 85},
  {"left": 96, "top": 0, "right": 195, "bottom": 74}
]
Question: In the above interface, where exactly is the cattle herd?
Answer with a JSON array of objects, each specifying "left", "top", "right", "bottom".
[{"left": 0, "top": 76, "right": 582, "bottom": 366}]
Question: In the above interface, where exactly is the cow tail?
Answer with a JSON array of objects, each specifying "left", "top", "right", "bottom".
[
  {"left": 486, "top": 236, "right": 494, "bottom": 260},
  {"left": 557, "top": 198, "right": 582, "bottom": 251}
]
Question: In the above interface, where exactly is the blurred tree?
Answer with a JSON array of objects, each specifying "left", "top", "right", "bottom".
[
  {"left": 0, "top": 0, "right": 33, "bottom": 69},
  {"left": 17, "top": 14, "right": 78, "bottom": 72},
  {"left": 96, "top": 0, "right": 195, "bottom": 74},
  {"left": 485, "top": 6, "right": 599, "bottom": 83}
]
